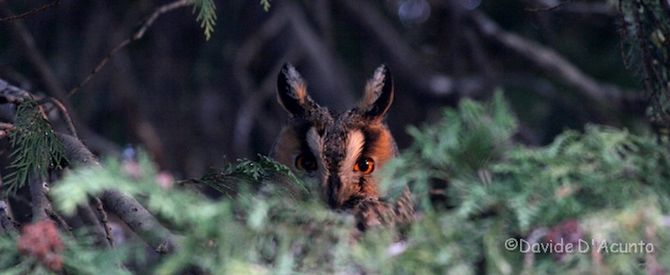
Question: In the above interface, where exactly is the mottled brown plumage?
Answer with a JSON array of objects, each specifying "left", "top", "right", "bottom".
[{"left": 271, "top": 63, "right": 414, "bottom": 230}]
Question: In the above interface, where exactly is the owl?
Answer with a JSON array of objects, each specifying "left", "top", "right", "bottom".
[{"left": 271, "top": 63, "right": 414, "bottom": 230}]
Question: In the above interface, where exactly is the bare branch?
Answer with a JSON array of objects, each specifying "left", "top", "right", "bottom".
[
  {"left": 0, "top": 0, "right": 60, "bottom": 22},
  {"left": 94, "top": 197, "right": 114, "bottom": 247},
  {"left": 28, "top": 172, "right": 51, "bottom": 221},
  {"left": 470, "top": 11, "right": 638, "bottom": 105},
  {"left": 67, "top": 0, "right": 192, "bottom": 97},
  {"left": 39, "top": 97, "right": 78, "bottom": 138},
  {"left": 284, "top": 2, "right": 354, "bottom": 108},
  {"left": 44, "top": 207, "right": 72, "bottom": 232},
  {"left": 56, "top": 133, "right": 178, "bottom": 253},
  {"left": 526, "top": 0, "right": 616, "bottom": 16},
  {"left": 76, "top": 204, "right": 111, "bottom": 248},
  {"left": 101, "top": 190, "right": 177, "bottom": 253}
]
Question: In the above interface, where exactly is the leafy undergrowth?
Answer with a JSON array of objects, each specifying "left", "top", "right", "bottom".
[{"left": 2, "top": 92, "right": 670, "bottom": 274}]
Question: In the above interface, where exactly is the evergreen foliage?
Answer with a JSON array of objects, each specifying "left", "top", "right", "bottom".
[
  {"left": 260, "top": 0, "right": 271, "bottom": 12},
  {"left": 3, "top": 99, "right": 66, "bottom": 195},
  {"left": 2, "top": 94, "right": 669, "bottom": 273},
  {"left": 191, "top": 0, "right": 217, "bottom": 40}
]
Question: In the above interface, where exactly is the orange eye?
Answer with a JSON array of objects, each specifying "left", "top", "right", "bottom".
[
  {"left": 295, "top": 153, "right": 318, "bottom": 171},
  {"left": 353, "top": 157, "right": 375, "bottom": 174}
]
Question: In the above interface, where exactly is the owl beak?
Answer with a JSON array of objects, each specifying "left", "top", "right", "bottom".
[
  {"left": 326, "top": 175, "right": 362, "bottom": 209},
  {"left": 326, "top": 175, "right": 342, "bottom": 208}
]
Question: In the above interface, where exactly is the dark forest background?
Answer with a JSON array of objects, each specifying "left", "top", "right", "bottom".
[{"left": 0, "top": 0, "right": 646, "bottom": 178}]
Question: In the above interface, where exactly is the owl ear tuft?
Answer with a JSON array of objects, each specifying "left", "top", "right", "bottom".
[
  {"left": 359, "top": 64, "right": 394, "bottom": 120},
  {"left": 277, "top": 63, "right": 312, "bottom": 117}
]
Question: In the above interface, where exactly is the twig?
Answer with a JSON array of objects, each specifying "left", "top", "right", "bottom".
[
  {"left": 526, "top": 0, "right": 615, "bottom": 15},
  {"left": 44, "top": 208, "right": 72, "bottom": 232},
  {"left": 38, "top": 97, "right": 78, "bottom": 138},
  {"left": 94, "top": 197, "right": 114, "bottom": 247},
  {"left": 0, "top": 0, "right": 60, "bottom": 22},
  {"left": 76, "top": 204, "right": 110, "bottom": 248},
  {"left": 559, "top": 2, "right": 616, "bottom": 16},
  {"left": 67, "top": 0, "right": 192, "bottom": 97}
]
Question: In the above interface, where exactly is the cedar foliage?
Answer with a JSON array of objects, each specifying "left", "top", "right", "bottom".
[{"left": 192, "top": 0, "right": 217, "bottom": 40}]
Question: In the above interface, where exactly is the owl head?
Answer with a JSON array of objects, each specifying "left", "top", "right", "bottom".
[{"left": 271, "top": 63, "right": 397, "bottom": 210}]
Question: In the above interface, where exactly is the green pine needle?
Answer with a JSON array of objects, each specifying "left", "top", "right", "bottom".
[{"left": 191, "top": 0, "right": 217, "bottom": 40}]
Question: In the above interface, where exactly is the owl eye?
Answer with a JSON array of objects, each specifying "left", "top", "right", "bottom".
[
  {"left": 295, "top": 153, "right": 318, "bottom": 171},
  {"left": 353, "top": 157, "right": 375, "bottom": 174}
]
